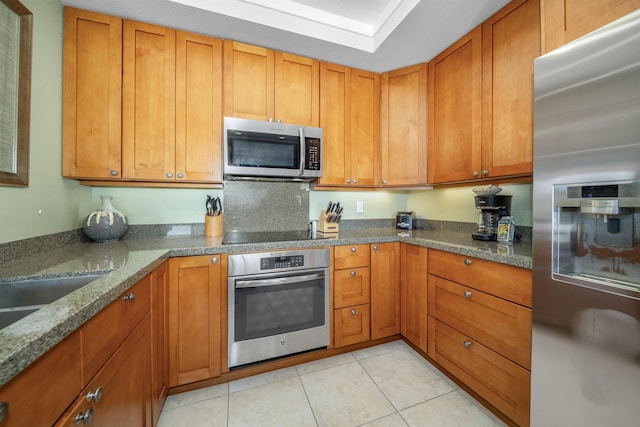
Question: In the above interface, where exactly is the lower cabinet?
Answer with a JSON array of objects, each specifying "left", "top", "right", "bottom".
[
  {"left": 168, "top": 255, "right": 223, "bottom": 386},
  {"left": 333, "top": 245, "right": 371, "bottom": 347},
  {"left": 400, "top": 244, "right": 428, "bottom": 351},
  {"left": 427, "top": 249, "right": 532, "bottom": 427},
  {"left": 370, "top": 242, "right": 401, "bottom": 339},
  {"left": 150, "top": 260, "right": 170, "bottom": 425},
  {"left": 57, "top": 317, "right": 152, "bottom": 426}
]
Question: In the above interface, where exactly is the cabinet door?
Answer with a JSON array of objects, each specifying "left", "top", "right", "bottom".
[
  {"left": 223, "top": 41, "right": 274, "bottom": 121},
  {"left": 318, "top": 62, "right": 351, "bottom": 186},
  {"left": 350, "top": 69, "right": 380, "bottom": 186},
  {"left": 150, "top": 261, "right": 169, "bottom": 425},
  {"left": 275, "top": 52, "right": 319, "bottom": 126},
  {"left": 482, "top": 0, "right": 539, "bottom": 179},
  {"left": 380, "top": 64, "right": 427, "bottom": 186},
  {"left": 400, "top": 244, "right": 427, "bottom": 351},
  {"left": 371, "top": 243, "right": 401, "bottom": 340},
  {"left": 0, "top": 332, "right": 81, "bottom": 427},
  {"left": 122, "top": 20, "right": 176, "bottom": 181},
  {"left": 175, "top": 31, "right": 223, "bottom": 183},
  {"left": 334, "top": 304, "right": 370, "bottom": 348},
  {"left": 169, "top": 255, "right": 222, "bottom": 386},
  {"left": 428, "top": 26, "right": 482, "bottom": 184},
  {"left": 62, "top": 7, "right": 122, "bottom": 179},
  {"left": 57, "top": 317, "right": 152, "bottom": 427},
  {"left": 542, "top": 0, "right": 640, "bottom": 53}
]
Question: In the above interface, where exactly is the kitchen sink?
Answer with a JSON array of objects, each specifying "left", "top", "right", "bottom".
[{"left": 0, "top": 274, "right": 105, "bottom": 329}]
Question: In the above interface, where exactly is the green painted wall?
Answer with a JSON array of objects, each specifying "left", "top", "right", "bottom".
[{"left": 0, "top": 0, "right": 90, "bottom": 244}]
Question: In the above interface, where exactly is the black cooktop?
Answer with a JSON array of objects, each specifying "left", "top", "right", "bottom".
[{"left": 222, "top": 230, "right": 331, "bottom": 245}]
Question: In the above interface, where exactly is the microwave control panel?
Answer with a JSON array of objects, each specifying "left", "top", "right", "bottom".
[{"left": 305, "top": 138, "right": 321, "bottom": 170}]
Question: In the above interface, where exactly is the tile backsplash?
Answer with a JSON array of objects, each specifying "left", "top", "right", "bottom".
[{"left": 223, "top": 181, "right": 310, "bottom": 233}]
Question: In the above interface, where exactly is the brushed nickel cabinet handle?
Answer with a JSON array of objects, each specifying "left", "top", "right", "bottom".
[
  {"left": 122, "top": 292, "right": 135, "bottom": 302},
  {"left": 177, "top": 172, "right": 184, "bottom": 179},
  {"left": 353, "top": 179, "right": 358, "bottom": 184},
  {"left": 351, "top": 247, "right": 357, "bottom": 252},
  {"left": 464, "top": 291, "right": 472, "bottom": 298},
  {"left": 472, "top": 171, "right": 479, "bottom": 178},
  {"left": 373, "top": 245, "right": 378, "bottom": 251},
  {"left": 346, "top": 179, "right": 351, "bottom": 183},
  {"left": 75, "top": 407, "right": 94, "bottom": 425},
  {"left": 350, "top": 271, "right": 356, "bottom": 277},
  {"left": 86, "top": 386, "right": 103, "bottom": 403},
  {"left": 464, "top": 259, "right": 472, "bottom": 266},
  {"left": 109, "top": 170, "right": 118, "bottom": 176},
  {"left": 350, "top": 309, "right": 357, "bottom": 315},
  {"left": 211, "top": 257, "right": 219, "bottom": 264},
  {"left": 481, "top": 170, "right": 489, "bottom": 176},
  {"left": 166, "top": 172, "right": 173, "bottom": 178},
  {"left": 463, "top": 340, "right": 472, "bottom": 349}
]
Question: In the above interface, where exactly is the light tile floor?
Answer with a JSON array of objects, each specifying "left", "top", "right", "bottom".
[{"left": 158, "top": 340, "right": 508, "bottom": 427}]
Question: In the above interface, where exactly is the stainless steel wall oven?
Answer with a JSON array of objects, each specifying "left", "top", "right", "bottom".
[{"left": 228, "top": 249, "right": 330, "bottom": 368}]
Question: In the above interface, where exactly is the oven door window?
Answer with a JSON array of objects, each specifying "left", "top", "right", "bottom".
[
  {"left": 228, "top": 131, "right": 300, "bottom": 170},
  {"left": 234, "top": 271, "right": 325, "bottom": 341}
]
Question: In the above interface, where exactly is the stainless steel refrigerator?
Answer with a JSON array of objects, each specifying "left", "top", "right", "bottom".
[{"left": 531, "top": 8, "right": 640, "bottom": 427}]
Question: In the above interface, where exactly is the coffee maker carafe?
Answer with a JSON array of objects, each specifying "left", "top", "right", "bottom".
[{"left": 472, "top": 195, "right": 512, "bottom": 241}]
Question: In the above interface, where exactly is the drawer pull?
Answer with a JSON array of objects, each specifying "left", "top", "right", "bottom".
[
  {"left": 351, "top": 247, "right": 357, "bottom": 252},
  {"left": 463, "top": 259, "right": 472, "bottom": 266},
  {"left": 373, "top": 245, "right": 378, "bottom": 251},
  {"left": 350, "top": 308, "right": 357, "bottom": 315},
  {"left": 211, "top": 257, "right": 219, "bottom": 264},
  {"left": 86, "top": 386, "right": 103, "bottom": 403},
  {"left": 463, "top": 340, "right": 472, "bottom": 349},
  {"left": 122, "top": 292, "right": 135, "bottom": 302},
  {"left": 75, "top": 407, "right": 94, "bottom": 425},
  {"left": 464, "top": 291, "right": 472, "bottom": 299},
  {"left": 0, "top": 402, "right": 8, "bottom": 423},
  {"left": 350, "top": 271, "right": 356, "bottom": 277}
]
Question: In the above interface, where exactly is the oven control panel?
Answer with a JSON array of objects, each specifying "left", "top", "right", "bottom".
[{"left": 260, "top": 255, "right": 304, "bottom": 270}]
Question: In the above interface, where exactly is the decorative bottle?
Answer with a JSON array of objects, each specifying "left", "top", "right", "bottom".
[{"left": 82, "top": 196, "right": 128, "bottom": 243}]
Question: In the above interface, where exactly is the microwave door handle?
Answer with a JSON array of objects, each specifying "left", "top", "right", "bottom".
[
  {"left": 299, "top": 128, "right": 305, "bottom": 176},
  {"left": 235, "top": 272, "right": 325, "bottom": 289}
]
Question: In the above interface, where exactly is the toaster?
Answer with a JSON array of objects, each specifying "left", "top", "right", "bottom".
[{"left": 396, "top": 211, "right": 415, "bottom": 230}]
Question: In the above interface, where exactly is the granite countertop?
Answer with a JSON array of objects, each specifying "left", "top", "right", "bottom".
[{"left": 0, "top": 227, "right": 531, "bottom": 388}]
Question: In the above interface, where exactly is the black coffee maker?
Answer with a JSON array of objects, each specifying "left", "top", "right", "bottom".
[{"left": 472, "top": 195, "right": 512, "bottom": 241}]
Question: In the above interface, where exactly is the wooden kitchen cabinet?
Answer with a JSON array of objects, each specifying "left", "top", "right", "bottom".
[
  {"left": 175, "top": 31, "right": 223, "bottom": 182},
  {"left": 380, "top": 64, "right": 428, "bottom": 187},
  {"left": 481, "top": 0, "right": 539, "bottom": 178},
  {"left": 150, "top": 260, "right": 169, "bottom": 425},
  {"left": 0, "top": 331, "right": 82, "bottom": 427},
  {"left": 62, "top": 7, "right": 122, "bottom": 179},
  {"left": 427, "top": 249, "right": 532, "bottom": 426},
  {"left": 400, "top": 244, "right": 427, "bottom": 351},
  {"left": 428, "top": 26, "right": 482, "bottom": 184},
  {"left": 169, "top": 255, "right": 223, "bottom": 386},
  {"left": 318, "top": 63, "right": 380, "bottom": 187},
  {"left": 122, "top": 20, "right": 176, "bottom": 181},
  {"left": 541, "top": 0, "right": 640, "bottom": 53},
  {"left": 57, "top": 317, "right": 152, "bottom": 427},
  {"left": 223, "top": 41, "right": 319, "bottom": 126},
  {"left": 370, "top": 242, "right": 401, "bottom": 339},
  {"left": 333, "top": 245, "right": 371, "bottom": 347}
]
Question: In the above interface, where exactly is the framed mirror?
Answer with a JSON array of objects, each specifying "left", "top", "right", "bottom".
[{"left": 0, "top": 0, "right": 32, "bottom": 187}]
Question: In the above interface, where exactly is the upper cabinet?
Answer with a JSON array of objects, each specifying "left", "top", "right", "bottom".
[
  {"left": 62, "top": 8, "right": 122, "bottom": 179},
  {"left": 223, "top": 41, "right": 319, "bottom": 126},
  {"left": 428, "top": 26, "right": 482, "bottom": 184},
  {"left": 541, "top": 0, "right": 640, "bottom": 53},
  {"left": 318, "top": 63, "right": 380, "bottom": 187},
  {"left": 481, "top": 0, "right": 540, "bottom": 178},
  {"left": 122, "top": 20, "right": 176, "bottom": 181},
  {"left": 428, "top": 0, "right": 539, "bottom": 185},
  {"left": 380, "top": 63, "right": 428, "bottom": 187}
]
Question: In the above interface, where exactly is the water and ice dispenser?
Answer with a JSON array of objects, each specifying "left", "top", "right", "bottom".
[{"left": 553, "top": 181, "right": 640, "bottom": 296}]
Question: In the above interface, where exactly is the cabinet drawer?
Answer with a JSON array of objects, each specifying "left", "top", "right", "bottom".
[
  {"left": 0, "top": 332, "right": 82, "bottom": 427},
  {"left": 82, "top": 275, "right": 151, "bottom": 384},
  {"left": 428, "top": 275, "right": 531, "bottom": 368},
  {"left": 334, "top": 244, "right": 370, "bottom": 270},
  {"left": 57, "top": 316, "right": 151, "bottom": 427},
  {"left": 428, "top": 318, "right": 530, "bottom": 427},
  {"left": 334, "top": 267, "right": 370, "bottom": 308},
  {"left": 428, "top": 249, "right": 532, "bottom": 307},
  {"left": 334, "top": 304, "right": 370, "bottom": 348}
]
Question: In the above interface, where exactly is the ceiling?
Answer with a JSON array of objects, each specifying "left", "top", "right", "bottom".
[{"left": 61, "top": 0, "right": 511, "bottom": 73}]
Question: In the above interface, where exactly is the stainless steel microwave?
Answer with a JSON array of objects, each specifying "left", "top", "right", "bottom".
[{"left": 223, "top": 117, "right": 323, "bottom": 180}]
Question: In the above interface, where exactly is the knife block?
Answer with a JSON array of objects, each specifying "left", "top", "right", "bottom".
[
  {"left": 205, "top": 214, "right": 223, "bottom": 237},
  {"left": 318, "top": 210, "right": 339, "bottom": 233}
]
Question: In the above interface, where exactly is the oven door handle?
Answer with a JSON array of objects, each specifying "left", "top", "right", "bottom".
[{"left": 235, "top": 272, "right": 325, "bottom": 289}]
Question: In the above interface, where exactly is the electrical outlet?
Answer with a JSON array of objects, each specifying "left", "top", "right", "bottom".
[{"left": 356, "top": 201, "right": 364, "bottom": 214}]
